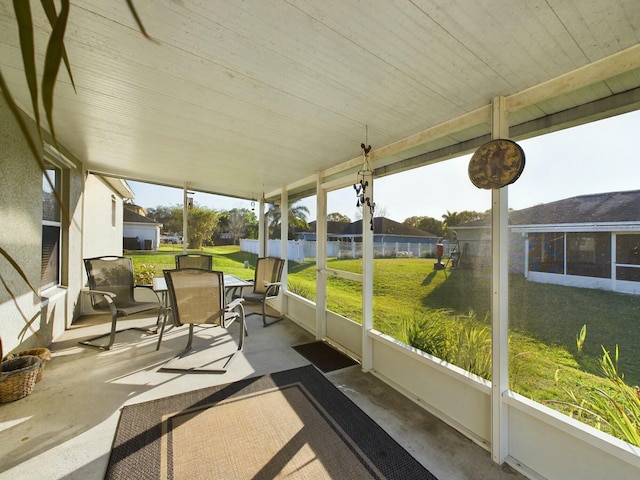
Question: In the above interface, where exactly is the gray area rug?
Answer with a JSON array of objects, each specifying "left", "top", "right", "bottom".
[{"left": 106, "top": 365, "right": 437, "bottom": 479}]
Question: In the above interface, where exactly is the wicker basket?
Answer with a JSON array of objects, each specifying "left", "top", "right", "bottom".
[
  {"left": 0, "top": 355, "right": 41, "bottom": 403},
  {"left": 5, "top": 348, "right": 51, "bottom": 382}
]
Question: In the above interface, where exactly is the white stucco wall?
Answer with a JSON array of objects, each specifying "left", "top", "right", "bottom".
[
  {"left": 0, "top": 97, "right": 84, "bottom": 353},
  {"left": 83, "top": 175, "right": 124, "bottom": 259},
  {"left": 0, "top": 96, "right": 129, "bottom": 353}
]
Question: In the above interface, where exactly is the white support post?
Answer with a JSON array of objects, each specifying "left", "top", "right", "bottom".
[
  {"left": 316, "top": 174, "right": 327, "bottom": 340},
  {"left": 279, "top": 190, "right": 288, "bottom": 318},
  {"left": 258, "top": 198, "right": 266, "bottom": 258},
  {"left": 611, "top": 234, "right": 617, "bottom": 285},
  {"left": 182, "top": 184, "right": 188, "bottom": 254},
  {"left": 491, "top": 96, "right": 510, "bottom": 465},
  {"left": 524, "top": 235, "right": 529, "bottom": 278},
  {"left": 361, "top": 169, "right": 374, "bottom": 372}
]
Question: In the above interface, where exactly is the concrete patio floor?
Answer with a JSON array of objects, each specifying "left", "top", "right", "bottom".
[{"left": 0, "top": 307, "right": 528, "bottom": 480}]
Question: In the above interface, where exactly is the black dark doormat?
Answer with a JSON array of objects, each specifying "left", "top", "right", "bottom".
[{"left": 293, "top": 341, "right": 359, "bottom": 372}]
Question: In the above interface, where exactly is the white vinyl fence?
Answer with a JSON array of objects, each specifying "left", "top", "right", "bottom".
[{"left": 239, "top": 239, "right": 453, "bottom": 262}]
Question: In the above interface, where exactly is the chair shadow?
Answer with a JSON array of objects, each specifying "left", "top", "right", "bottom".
[{"left": 422, "top": 271, "right": 437, "bottom": 285}]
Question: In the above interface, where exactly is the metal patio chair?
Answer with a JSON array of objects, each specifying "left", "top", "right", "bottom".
[
  {"left": 82, "top": 256, "right": 161, "bottom": 350},
  {"left": 235, "top": 257, "right": 285, "bottom": 327},
  {"left": 175, "top": 254, "right": 213, "bottom": 270},
  {"left": 157, "top": 268, "right": 246, "bottom": 373}
]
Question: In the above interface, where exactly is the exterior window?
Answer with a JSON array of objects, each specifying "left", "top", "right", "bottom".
[
  {"left": 616, "top": 233, "right": 640, "bottom": 281},
  {"left": 42, "top": 166, "right": 61, "bottom": 288},
  {"left": 566, "top": 232, "right": 611, "bottom": 278},
  {"left": 529, "top": 232, "right": 564, "bottom": 273}
]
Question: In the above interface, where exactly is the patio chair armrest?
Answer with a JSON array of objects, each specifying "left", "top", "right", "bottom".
[
  {"left": 226, "top": 297, "right": 245, "bottom": 311},
  {"left": 82, "top": 289, "right": 116, "bottom": 302},
  {"left": 263, "top": 282, "right": 282, "bottom": 297},
  {"left": 224, "top": 296, "right": 246, "bottom": 331},
  {"left": 82, "top": 289, "right": 118, "bottom": 319}
]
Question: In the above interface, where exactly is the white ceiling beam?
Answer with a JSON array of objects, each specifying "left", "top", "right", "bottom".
[{"left": 507, "top": 44, "right": 640, "bottom": 112}]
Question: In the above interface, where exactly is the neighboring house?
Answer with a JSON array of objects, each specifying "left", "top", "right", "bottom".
[
  {"left": 453, "top": 190, "right": 640, "bottom": 295},
  {"left": 296, "top": 217, "right": 439, "bottom": 258},
  {"left": 299, "top": 217, "right": 437, "bottom": 242},
  {"left": 123, "top": 204, "right": 161, "bottom": 251},
  {"left": 84, "top": 175, "right": 134, "bottom": 259}
]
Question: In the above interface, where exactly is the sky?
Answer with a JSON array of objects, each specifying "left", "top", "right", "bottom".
[{"left": 129, "top": 109, "right": 640, "bottom": 223}]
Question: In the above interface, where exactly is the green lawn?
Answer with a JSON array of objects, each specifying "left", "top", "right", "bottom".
[
  {"left": 428, "top": 269, "right": 640, "bottom": 387},
  {"left": 129, "top": 246, "right": 639, "bottom": 394},
  {"left": 288, "top": 257, "right": 640, "bottom": 440},
  {"left": 127, "top": 244, "right": 256, "bottom": 279}
]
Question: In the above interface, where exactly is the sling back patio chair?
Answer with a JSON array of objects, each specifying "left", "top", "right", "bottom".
[
  {"left": 82, "top": 256, "right": 161, "bottom": 350},
  {"left": 175, "top": 253, "right": 213, "bottom": 270},
  {"left": 157, "top": 268, "right": 246, "bottom": 373},
  {"left": 234, "top": 256, "right": 285, "bottom": 327}
]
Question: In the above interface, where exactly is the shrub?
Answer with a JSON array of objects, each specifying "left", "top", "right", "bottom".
[
  {"left": 288, "top": 280, "right": 312, "bottom": 300},
  {"left": 402, "top": 309, "right": 450, "bottom": 358},
  {"left": 403, "top": 309, "right": 492, "bottom": 380},
  {"left": 134, "top": 263, "right": 156, "bottom": 285}
]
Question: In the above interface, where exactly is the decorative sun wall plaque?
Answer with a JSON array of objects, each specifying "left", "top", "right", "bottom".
[{"left": 468, "top": 139, "right": 525, "bottom": 189}]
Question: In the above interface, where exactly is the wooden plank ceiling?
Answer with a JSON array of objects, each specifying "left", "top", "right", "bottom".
[{"left": 1, "top": 1, "right": 639, "bottom": 202}]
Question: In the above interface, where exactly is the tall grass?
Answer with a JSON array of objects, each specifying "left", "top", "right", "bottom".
[
  {"left": 549, "top": 327, "right": 640, "bottom": 446},
  {"left": 550, "top": 346, "right": 640, "bottom": 446},
  {"left": 589, "top": 347, "right": 640, "bottom": 446},
  {"left": 288, "top": 280, "right": 312, "bottom": 300},
  {"left": 402, "top": 310, "right": 492, "bottom": 380}
]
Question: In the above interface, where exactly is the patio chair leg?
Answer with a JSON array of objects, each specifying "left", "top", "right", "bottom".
[
  {"left": 261, "top": 301, "right": 283, "bottom": 326},
  {"left": 236, "top": 303, "right": 246, "bottom": 350},
  {"left": 79, "top": 309, "right": 119, "bottom": 350},
  {"left": 80, "top": 326, "right": 157, "bottom": 350},
  {"left": 245, "top": 303, "right": 284, "bottom": 327},
  {"left": 156, "top": 306, "right": 171, "bottom": 351},
  {"left": 185, "top": 324, "right": 194, "bottom": 350},
  {"left": 80, "top": 308, "right": 158, "bottom": 351},
  {"left": 159, "top": 356, "right": 235, "bottom": 374}
]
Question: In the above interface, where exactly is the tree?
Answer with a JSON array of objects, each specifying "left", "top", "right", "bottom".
[
  {"left": 403, "top": 216, "right": 444, "bottom": 237},
  {"left": 266, "top": 201, "right": 310, "bottom": 239},
  {"left": 215, "top": 208, "right": 257, "bottom": 244},
  {"left": 442, "top": 210, "right": 486, "bottom": 227},
  {"left": 147, "top": 205, "right": 182, "bottom": 235},
  {"left": 375, "top": 204, "right": 388, "bottom": 218},
  {"left": 327, "top": 212, "right": 351, "bottom": 222},
  {"left": 187, "top": 206, "right": 219, "bottom": 248},
  {"left": 441, "top": 210, "right": 487, "bottom": 239},
  {"left": 354, "top": 204, "right": 386, "bottom": 220}
]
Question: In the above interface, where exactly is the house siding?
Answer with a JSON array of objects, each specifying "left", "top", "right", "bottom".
[
  {"left": 83, "top": 175, "right": 124, "bottom": 259},
  {"left": 0, "top": 97, "right": 126, "bottom": 354},
  {"left": 0, "top": 98, "right": 85, "bottom": 353},
  {"left": 453, "top": 191, "right": 640, "bottom": 295}
]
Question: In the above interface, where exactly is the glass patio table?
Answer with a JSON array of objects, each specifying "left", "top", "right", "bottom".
[{"left": 152, "top": 273, "right": 252, "bottom": 348}]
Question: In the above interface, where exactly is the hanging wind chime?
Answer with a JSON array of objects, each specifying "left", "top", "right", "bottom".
[{"left": 354, "top": 138, "right": 375, "bottom": 231}]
